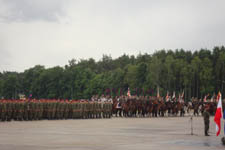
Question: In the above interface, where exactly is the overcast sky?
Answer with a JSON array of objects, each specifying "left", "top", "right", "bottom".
[{"left": 0, "top": 0, "right": 225, "bottom": 72}]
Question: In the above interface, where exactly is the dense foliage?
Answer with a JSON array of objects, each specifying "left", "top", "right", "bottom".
[{"left": 0, "top": 46, "right": 225, "bottom": 101}]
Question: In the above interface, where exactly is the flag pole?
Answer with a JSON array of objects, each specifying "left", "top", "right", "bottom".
[
  {"left": 220, "top": 92, "right": 224, "bottom": 137},
  {"left": 222, "top": 95, "right": 225, "bottom": 145},
  {"left": 190, "top": 114, "right": 193, "bottom": 135}
]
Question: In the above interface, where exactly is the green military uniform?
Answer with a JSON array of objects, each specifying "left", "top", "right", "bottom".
[
  {"left": 108, "top": 102, "right": 112, "bottom": 118},
  {"left": 38, "top": 102, "right": 44, "bottom": 120},
  {"left": 103, "top": 102, "right": 106, "bottom": 118},
  {"left": 0, "top": 102, "right": 7, "bottom": 121},
  {"left": 203, "top": 109, "right": 210, "bottom": 136},
  {"left": 33, "top": 102, "right": 38, "bottom": 120},
  {"left": 23, "top": 101, "right": 29, "bottom": 121},
  {"left": 28, "top": 102, "right": 34, "bottom": 120},
  {"left": 78, "top": 103, "right": 83, "bottom": 118},
  {"left": 83, "top": 102, "right": 89, "bottom": 119},
  {"left": 63, "top": 102, "right": 69, "bottom": 119},
  {"left": 42, "top": 101, "right": 47, "bottom": 119},
  {"left": 6, "top": 101, "right": 13, "bottom": 121},
  {"left": 71, "top": 102, "right": 76, "bottom": 119},
  {"left": 60, "top": 102, "right": 65, "bottom": 119},
  {"left": 68, "top": 101, "right": 73, "bottom": 119},
  {"left": 0, "top": 102, "right": 2, "bottom": 121},
  {"left": 55, "top": 102, "right": 60, "bottom": 119},
  {"left": 52, "top": 102, "right": 57, "bottom": 119},
  {"left": 89, "top": 102, "right": 93, "bottom": 118},
  {"left": 96, "top": 102, "right": 101, "bottom": 118},
  {"left": 14, "top": 102, "right": 19, "bottom": 120},
  {"left": 47, "top": 102, "right": 51, "bottom": 120}
]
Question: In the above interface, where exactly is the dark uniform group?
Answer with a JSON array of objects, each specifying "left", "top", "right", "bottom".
[{"left": 0, "top": 99, "right": 112, "bottom": 121}]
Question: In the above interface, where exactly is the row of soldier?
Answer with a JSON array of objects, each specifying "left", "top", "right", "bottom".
[{"left": 0, "top": 99, "right": 112, "bottom": 121}]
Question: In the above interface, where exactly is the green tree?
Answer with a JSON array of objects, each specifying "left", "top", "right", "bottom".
[
  {"left": 191, "top": 56, "right": 201, "bottom": 98},
  {"left": 2, "top": 73, "right": 19, "bottom": 99},
  {"left": 199, "top": 58, "right": 213, "bottom": 95}
]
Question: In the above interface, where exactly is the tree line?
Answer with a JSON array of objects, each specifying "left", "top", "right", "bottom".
[{"left": 0, "top": 46, "right": 225, "bottom": 101}]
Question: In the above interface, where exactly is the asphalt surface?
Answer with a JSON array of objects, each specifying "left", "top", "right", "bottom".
[{"left": 0, "top": 116, "right": 224, "bottom": 150}]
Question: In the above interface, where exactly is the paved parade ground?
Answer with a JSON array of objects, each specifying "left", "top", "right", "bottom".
[{"left": 0, "top": 116, "right": 224, "bottom": 150}]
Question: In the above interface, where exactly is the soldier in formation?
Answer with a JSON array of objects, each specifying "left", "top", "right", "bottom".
[{"left": 0, "top": 99, "right": 112, "bottom": 121}]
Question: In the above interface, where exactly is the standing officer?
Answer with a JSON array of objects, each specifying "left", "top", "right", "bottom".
[{"left": 203, "top": 105, "right": 210, "bottom": 136}]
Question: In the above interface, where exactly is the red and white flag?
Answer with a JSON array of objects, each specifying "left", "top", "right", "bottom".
[
  {"left": 181, "top": 90, "right": 184, "bottom": 99},
  {"left": 127, "top": 88, "right": 131, "bottom": 97},
  {"left": 210, "top": 93, "right": 215, "bottom": 102},
  {"left": 172, "top": 91, "right": 175, "bottom": 100},
  {"left": 157, "top": 87, "right": 160, "bottom": 98},
  {"left": 203, "top": 94, "right": 209, "bottom": 102},
  {"left": 214, "top": 92, "right": 223, "bottom": 136},
  {"left": 166, "top": 91, "right": 169, "bottom": 102},
  {"left": 203, "top": 96, "right": 207, "bottom": 102}
]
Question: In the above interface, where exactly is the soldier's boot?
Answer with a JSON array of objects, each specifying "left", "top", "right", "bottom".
[
  {"left": 205, "top": 126, "right": 210, "bottom": 136},
  {"left": 205, "top": 131, "right": 210, "bottom": 136}
]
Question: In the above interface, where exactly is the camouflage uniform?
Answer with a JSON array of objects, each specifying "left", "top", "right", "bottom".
[
  {"left": 38, "top": 102, "right": 44, "bottom": 120},
  {"left": 203, "top": 109, "right": 210, "bottom": 136},
  {"left": 0, "top": 101, "right": 7, "bottom": 121},
  {"left": 55, "top": 102, "right": 60, "bottom": 119},
  {"left": 83, "top": 102, "right": 88, "bottom": 119},
  {"left": 18, "top": 101, "right": 24, "bottom": 121},
  {"left": 6, "top": 101, "right": 13, "bottom": 121},
  {"left": 33, "top": 102, "right": 38, "bottom": 120},
  {"left": 23, "top": 101, "right": 29, "bottom": 121},
  {"left": 63, "top": 102, "right": 69, "bottom": 119},
  {"left": 28, "top": 102, "right": 34, "bottom": 120}
]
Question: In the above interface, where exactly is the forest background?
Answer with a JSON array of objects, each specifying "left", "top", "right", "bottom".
[{"left": 0, "top": 46, "right": 225, "bottom": 101}]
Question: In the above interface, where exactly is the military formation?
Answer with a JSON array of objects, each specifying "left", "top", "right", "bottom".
[
  {"left": 0, "top": 95, "right": 224, "bottom": 122},
  {"left": 0, "top": 99, "right": 112, "bottom": 121}
]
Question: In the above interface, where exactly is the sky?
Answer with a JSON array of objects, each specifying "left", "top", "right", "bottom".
[{"left": 0, "top": 0, "right": 225, "bottom": 72}]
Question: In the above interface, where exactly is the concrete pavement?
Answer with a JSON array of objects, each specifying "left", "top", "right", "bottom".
[{"left": 0, "top": 116, "right": 224, "bottom": 150}]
